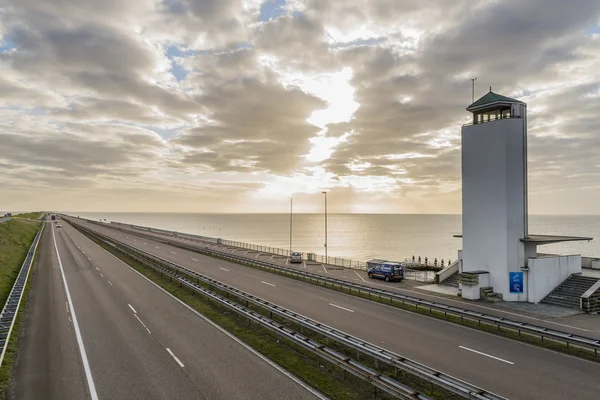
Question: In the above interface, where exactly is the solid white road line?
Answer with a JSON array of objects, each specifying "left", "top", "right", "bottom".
[
  {"left": 128, "top": 304, "right": 137, "bottom": 314},
  {"left": 459, "top": 346, "right": 514, "bottom": 365},
  {"left": 355, "top": 271, "right": 367, "bottom": 282},
  {"left": 328, "top": 303, "right": 354, "bottom": 313},
  {"left": 52, "top": 225, "right": 99, "bottom": 400},
  {"left": 134, "top": 314, "right": 151, "bottom": 335},
  {"left": 220, "top": 267, "right": 229, "bottom": 272},
  {"left": 166, "top": 348, "right": 185, "bottom": 368},
  {"left": 192, "top": 258, "right": 198, "bottom": 261},
  {"left": 261, "top": 281, "right": 276, "bottom": 287}
]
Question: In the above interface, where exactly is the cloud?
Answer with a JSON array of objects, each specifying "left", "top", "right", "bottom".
[{"left": 1, "top": 0, "right": 600, "bottom": 214}]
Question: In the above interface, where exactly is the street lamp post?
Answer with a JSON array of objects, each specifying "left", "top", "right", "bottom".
[
  {"left": 289, "top": 198, "right": 293, "bottom": 255},
  {"left": 322, "top": 191, "right": 327, "bottom": 263}
]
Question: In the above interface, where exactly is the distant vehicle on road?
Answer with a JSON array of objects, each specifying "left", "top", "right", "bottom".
[
  {"left": 51, "top": 214, "right": 56, "bottom": 221},
  {"left": 290, "top": 252, "right": 303, "bottom": 263},
  {"left": 56, "top": 224, "right": 62, "bottom": 228},
  {"left": 367, "top": 262, "right": 404, "bottom": 282}
]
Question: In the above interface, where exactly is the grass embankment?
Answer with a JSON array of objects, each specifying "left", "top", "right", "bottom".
[
  {"left": 0, "top": 220, "right": 41, "bottom": 399},
  {"left": 13, "top": 212, "right": 43, "bottom": 220},
  {"left": 87, "top": 233, "right": 397, "bottom": 400}
]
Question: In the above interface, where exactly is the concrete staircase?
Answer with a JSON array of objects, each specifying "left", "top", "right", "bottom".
[
  {"left": 440, "top": 273, "right": 459, "bottom": 288},
  {"left": 480, "top": 287, "right": 502, "bottom": 303},
  {"left": 541, "top": 275, "right": 600, "bottom": 309}
]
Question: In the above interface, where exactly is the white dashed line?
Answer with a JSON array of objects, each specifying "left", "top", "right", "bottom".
[
  {"left": 166, "top": 348, "right": 185, "bottom": 368},
  {"left": 95, "top": 267, "right": 99, "bottom": 271},
  {"left": 100, "top": 273, "right": 104, "bottom": 278},
  {"left": 134, "top": 314, "right": 151, "bottom": 335},
  {"left": 192, "top": 258, "right": 198, "bottom": 262},
  {"left": 108, "top": 280, "right": 113, "bottom": 287},
  {"left": 170, "top": 251, "right": 176, "bottom": 255},
  {"left": 220, "top": 267, "right": 229, "bottom": 272},
  {"left": 329, "top": 303, "right": 354, "bottom": 313},
  {"left": 261, "top": 281, "right": 276, "bottom": 287},
  {"left": 459, "top": 346, "right": 514, "bottom": 365},
  {"left": 128, "top": 304, "right": 137, "bottom": 314},
  {"left": 65, "top": 301, "right": 69, "bottom": 313}
]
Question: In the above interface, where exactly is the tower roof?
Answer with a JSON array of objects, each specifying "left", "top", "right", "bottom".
[{"left": 467, "top": 91, "right": 524, "bottom": 112}]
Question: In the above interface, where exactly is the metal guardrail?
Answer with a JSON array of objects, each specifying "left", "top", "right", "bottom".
[
  {"left": 88, "top": 220, "right": 600, "bottom": 358},
  {"left": 0, "top": 221, "right": 44, "bottom": 367},
  {"left": 74, "top": 223, "right": 433, "bottom": 400},
  {"left": 89, "top": 225, "right": 505, "bottom": 400}
]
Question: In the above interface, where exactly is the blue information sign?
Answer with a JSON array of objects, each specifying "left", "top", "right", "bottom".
[{"left": 509, "top": 272, "right": 523, "bottom": 294}]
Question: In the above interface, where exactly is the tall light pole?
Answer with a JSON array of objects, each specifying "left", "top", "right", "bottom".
[
  {"left": 470, "top": 77, "right": 477, "bottom": 103},
  {"left": 289, "top": 197, "right": 293, "bottom": 254},
  {"left": 322, "top": 191, "right": 327, "bottom": 262}
]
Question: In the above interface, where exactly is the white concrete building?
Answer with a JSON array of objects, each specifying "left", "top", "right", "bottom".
[{"left": 457, "top": 91, "right": 591, "bottom": 302}]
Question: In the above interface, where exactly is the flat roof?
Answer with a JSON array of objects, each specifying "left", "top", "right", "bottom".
[
  {"left": 520, "top": 234, "right": 593, "bottom": 245},
  {"left": 453, "top": 234, "right": 593, "bottom": 245}
]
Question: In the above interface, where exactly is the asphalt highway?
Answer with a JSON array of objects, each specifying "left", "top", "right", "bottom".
[
  {"left": 107, "top": 222, "right": 600, "bottom": 339},
  {"left": 10, "top": 222, "right": 322, "bottom": 400},
  {"left": 75, "top": 218, "right": 600, "bottom": 400}
]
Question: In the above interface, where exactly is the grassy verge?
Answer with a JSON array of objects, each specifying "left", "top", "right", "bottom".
[
  {"left": 0, "top": 263, "right": 34, "bottom": 400},
  {"left": 0, "top": 220, "right": 40, "bottom": 308},
  {"left": 13, "top": 213, "right": 42, "bottom": 220},
  {"left": 0, "top": 220, "right": 41, "bottom": 399},
  {"left": 88, "top": 235, "right": 388, "bottom": 400}
]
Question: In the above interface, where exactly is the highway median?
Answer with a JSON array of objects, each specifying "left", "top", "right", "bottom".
[
  {"left": 93, "top": 220, "right": 600, "bottom": 363},
  {"left": 72, "top": 220, "right": 491, "bottom": 400}
]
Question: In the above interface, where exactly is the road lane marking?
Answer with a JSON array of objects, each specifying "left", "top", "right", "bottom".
[
  {"left": 52, "top": 225, "right": 99, "bottom": 400},
  {"left": 166, "top": 348, "right": 185, "bottom": 368},
  {"left": 459, "top": 346, "right": 514, "bottom": 365},
  {"left": 95, "top": 267, "right": 99, "bottom": 271},
  {"left": 329, "top": 303, "right": 354, "bottom": 313},
  {"left": 261, "top": 281, "right": 276, "bottom": 287},
  {"left": 322, "top": 264, "right": 328, "bottom": 274},
  {"left": 100, "top": 273, "right": 104, "bottom": 278},
  {"left": 91, "top": 244, "right": 328, "bottom": 400},
  {"left": 66, "top": 301, "right": 69, "bottom": 313},
  {"left": 355, "top": 271, "right": 367, "bottom": 282},
  {"left": 128, "top": 304, "right": 137, "bottom": 314},
  {"left": 192, "top": 258, "right": 198, "bottom": 261},
  {"left": 143, "top": 242, "right": 147, "bottom": 245},
  {"left": 170, "top": 251, "right": 176, "bottom": 254},
  {"left": 134, "top": 314, "right": 151, "bottom": 335},
  {"left": 87, "top": 257, "right": 91, "bottom": 261},
  {"left": 220, "top": 267, "right": 229, "bottom": 272},
  {"left": 108, "top": 280, "right": 113, "bottom": 287},
  {"left": 156, "top": 246, "right": 160, "bottom": 249}
]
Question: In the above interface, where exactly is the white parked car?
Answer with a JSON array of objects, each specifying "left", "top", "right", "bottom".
[{"left": 290, "top": 252, "right": 303, "bottom": 263}]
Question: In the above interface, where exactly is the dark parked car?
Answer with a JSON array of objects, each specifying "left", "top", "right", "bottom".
[{"left": 368, "top": 262, "right": 404, "bottom": 282}]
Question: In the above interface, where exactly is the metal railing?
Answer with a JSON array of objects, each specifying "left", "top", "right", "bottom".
[
  {"left": 0, "top": 222, "right": 44, "bottom": 367},
  {"left": 90, "top": 220, "right": 600, "bottom": 358},
  {"left": 74, "top": 223, "right": 437, "bottom": 400}
]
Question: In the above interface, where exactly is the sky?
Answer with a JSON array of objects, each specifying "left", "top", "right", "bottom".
[{"left": 1, "top": 0, "right": 600, "bottom": 214}]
